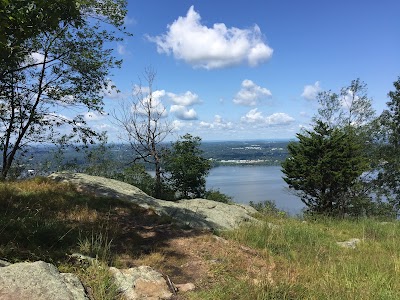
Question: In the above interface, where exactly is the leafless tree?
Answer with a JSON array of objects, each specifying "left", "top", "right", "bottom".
[{"left": 112, "top": 68, "right": 173, "bottom": 198}]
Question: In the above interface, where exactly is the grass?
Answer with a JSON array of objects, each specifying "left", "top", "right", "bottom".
[
  {"left": 1, "top": 177, "right": 399, "bottom": 299},
  {"left": 0, "top": 177, "right": 161, "bottom": 299},
  {"left": 193, "top": 215, "right": 400, "bottom": 300}
]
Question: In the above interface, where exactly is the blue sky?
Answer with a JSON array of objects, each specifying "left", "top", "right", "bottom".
[{"left": 90, "top": 0, "right": 400, "bottom": 141}]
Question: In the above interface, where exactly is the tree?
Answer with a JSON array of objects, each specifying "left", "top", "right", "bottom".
[
  {"left": 314, "top": 78, "right": 375, "bottom": 128},
  {"left": 282, "top": 79, "right": 375, "bottom": 216},
  {"left": 282, "top": 121, "right": 369, "bottom": 215},
  {"left": 0, "top": 0, "right": 128, "bottom": 179},
  {"left": 164, "top": 134, "right": 211, "bottom": 199},
  {"left": 112, "top": 68, "right": 173, "bottom": 198},
  {"left": 0, "top": 0, "right": 82, "bottom": 76},
  {"left": 375, "top": 77, "right": 400, "bottom": 214}
]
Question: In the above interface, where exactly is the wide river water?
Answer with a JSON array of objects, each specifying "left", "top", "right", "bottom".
[{"left": 206, "top": 165, "right": 305, "bottom": 215}]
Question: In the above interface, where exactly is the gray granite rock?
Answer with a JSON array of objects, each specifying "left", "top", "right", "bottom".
[
  {"left": 48, "top": 172, "right": 258, "bottom": 230},
  {"left": 0, "top": 261, "right": 88, "bottom": 300},
  {"left": 110, "top": 266, "right": 173, "bottom": 300}
]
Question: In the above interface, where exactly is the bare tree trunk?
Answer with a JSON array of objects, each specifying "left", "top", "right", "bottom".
[{"left": 112, "top": 67, "right": 173, "bottom": 198}]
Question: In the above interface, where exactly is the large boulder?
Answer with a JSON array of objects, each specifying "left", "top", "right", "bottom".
[
  {"left": 48, "top": 172, "right": 258, "bottom": 230},
  {"left": 0, "top": 261, "right": 88, "bottom": 300}
]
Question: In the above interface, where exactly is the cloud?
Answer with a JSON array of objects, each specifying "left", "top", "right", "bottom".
[
  {"left": 84, "top": 111, "right": 106, "bottom": 121},
  {"left": 172, "top": 120, "right": 187, "bottom": 131},
  {"left": 124, "top": 16, "right": 136, "bottom": 26},
  {"left": 30, "top": 52, "right": 45, "bottom": 64},
  {"left": 147, "top": 6, "right": 273, "bottom": 69},
  {"left": 103, "top": 81, "right": 123, "bottom": 100},
  {"left": 240, "top": 108, "right": 264, "bottom": 123},
  {"left": 167, "top": 91, "right": 201, "bottom": 106},
  {"left": 301, "top": 81, "right": 321, "bottom": 100},
  {"left": 117, "top": 44, "right": 128, "bottom": 55},
  {"left": 241, "top": 109, "right": 295, "bottom": 125},
  {"left": 199, "top": 115, "right": 233, "bottom": 129},
  {"left": 233, "top": 80, "right": 272, "bottom": 106},
  {"left": 340, "top": 90, "right": 360, "bottom": 110},
  {"left": 136, "top": 90, "right": 168, "bottom": 117},
  {"left": 170, "top": 105, "right": 198, "bottom": 120},
  {"left": 265, "top": 113, "right": 295, "bottom": 125}
]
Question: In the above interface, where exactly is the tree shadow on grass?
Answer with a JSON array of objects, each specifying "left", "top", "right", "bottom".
[{"left": 0, "top": 178, "right": 214, "bottom": 271}]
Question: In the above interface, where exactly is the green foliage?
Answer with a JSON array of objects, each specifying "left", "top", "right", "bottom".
[
  {"left": 0, "top": 0, "right": 82, "bottom": 73},
  {"left": 375, "top": 77, "right": 400, "bottom": 214},
  {"left": 164, "top": 134, "right": 211, "bottom": 199},
  {"left": 204, "top": 189, "right": 233, "bottom": 204},
  {"left": 249, "top": 199, "right": 286, "bottom": 217},
  {"left": 282, "top": 121, "right": 370, "bottom": 216},
  {"left": 281, "top": 79, "right": 386, "bottom": 217},
  {"left": 114, "top": 164, "right": 156, "bottom": 197},
  {"left": 0, "top": 0, "right": 128, "bottom": 179}
]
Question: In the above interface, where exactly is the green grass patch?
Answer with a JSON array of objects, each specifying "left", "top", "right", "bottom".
[{"left": 192, "top": 216, "right": 400, "bottom": 300}]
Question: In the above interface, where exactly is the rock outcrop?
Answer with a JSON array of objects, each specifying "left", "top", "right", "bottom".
[
  {"left": 0, "top": 261, "right": 88, "bottom": 300},
  {"left": 48, "top": 172, "right": 258, "bottom": 230}
]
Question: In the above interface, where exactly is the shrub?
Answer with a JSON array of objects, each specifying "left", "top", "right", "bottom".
[
  {"left": 204, "top": 189, "right": 233, "bottom": 204},
  {"left": 249, "top": 199, "right": 286, "bottom": 217}
]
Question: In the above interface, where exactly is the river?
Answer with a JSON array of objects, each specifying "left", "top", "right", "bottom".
[{"left": 206, "top": 165, "right": 305, "bottom": 215}]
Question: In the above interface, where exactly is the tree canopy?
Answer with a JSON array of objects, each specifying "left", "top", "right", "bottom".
[
  {"left": 0, "top": 0, "right": 128, "bottom": 179},
  {"left": 375, "top": 77, "right": 400, "bottom": 214},
  {"left": 282, "top": 121, "right": 369, "bottom": 215},
  {"left": 282, "top": 79, "right": 376, "bottom": 216},
  {"left": 164, "top": 134, "right": 211, "bottom": 199}
]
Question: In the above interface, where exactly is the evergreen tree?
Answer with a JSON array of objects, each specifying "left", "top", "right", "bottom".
[
  {"left": 376, "top": 77, "right": 400, "bottom": 214},
  {"left": 282, "top": 121, "right": 369, "bottom": 215},
  {"left": 164, "top": 134, "right": 211, "bottom": 199},
  {"left": 282, "top": 79, "right": 376, "bottom": 216}
]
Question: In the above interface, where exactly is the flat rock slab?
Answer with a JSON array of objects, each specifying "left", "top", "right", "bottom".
[
  {"left": 0, "top": 261, "right": 88, "bottom": 300},
  {"left": 48, "top": 172, "right": 258, "bottom": 230}
]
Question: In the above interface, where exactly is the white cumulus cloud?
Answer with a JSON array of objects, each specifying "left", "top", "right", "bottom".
[
  {"left": 167, "top": 91, "right": 201, "bottom": 106},
  {"left": 170, "top": 105, "right": 198, "bottom": 120},
  {"left": 135, "top": 90, "right": 168, "bottom": 117},
  {"left": 172, "top": 120, "right": 188, "bottom": 131},
  {"left": 241, "top": 109, "right": 295, "bottom": 126},
  {"left": 233, "top": 79, "right": 272, "bottom": 106},
  {"left": 199, "top": 115, "right": 233, "bottom": 129},
  {"left": 301, "top": 81, "right": 321, "bottom": 100},
  {"left": 265, "top": 113, "right": 295, "bottom": 125},
  {"left": 147, "top": 6, "right": 273, "bottom": 69}
]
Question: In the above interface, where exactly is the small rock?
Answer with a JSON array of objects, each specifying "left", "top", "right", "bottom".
[
  {"left": 0, "top": 260, "right": 11, "bottom": 267},
  {"left": 336, "top": 238, "right": 361, "bottom": 249},
  {"left": 267, "top": 222, "right": 280, "bottom": 230},
  {"left": 110, "top": 266, "right": 173, "bottom": 300},
  {"left": 175, "top": 283, "right": 195, "bottom": 292}
]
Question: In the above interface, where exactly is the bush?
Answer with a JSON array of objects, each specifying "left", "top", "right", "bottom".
[
  {"left": 204, "top": 189, "right": 233, "bottom": 204},
  {"left": 249, "top": 200, "right": 286, "bottom": 217}
]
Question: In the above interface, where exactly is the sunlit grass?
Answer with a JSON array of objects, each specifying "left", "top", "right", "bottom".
[{"left": 191, "top": 215, "right": 400, "bottom": 299}]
